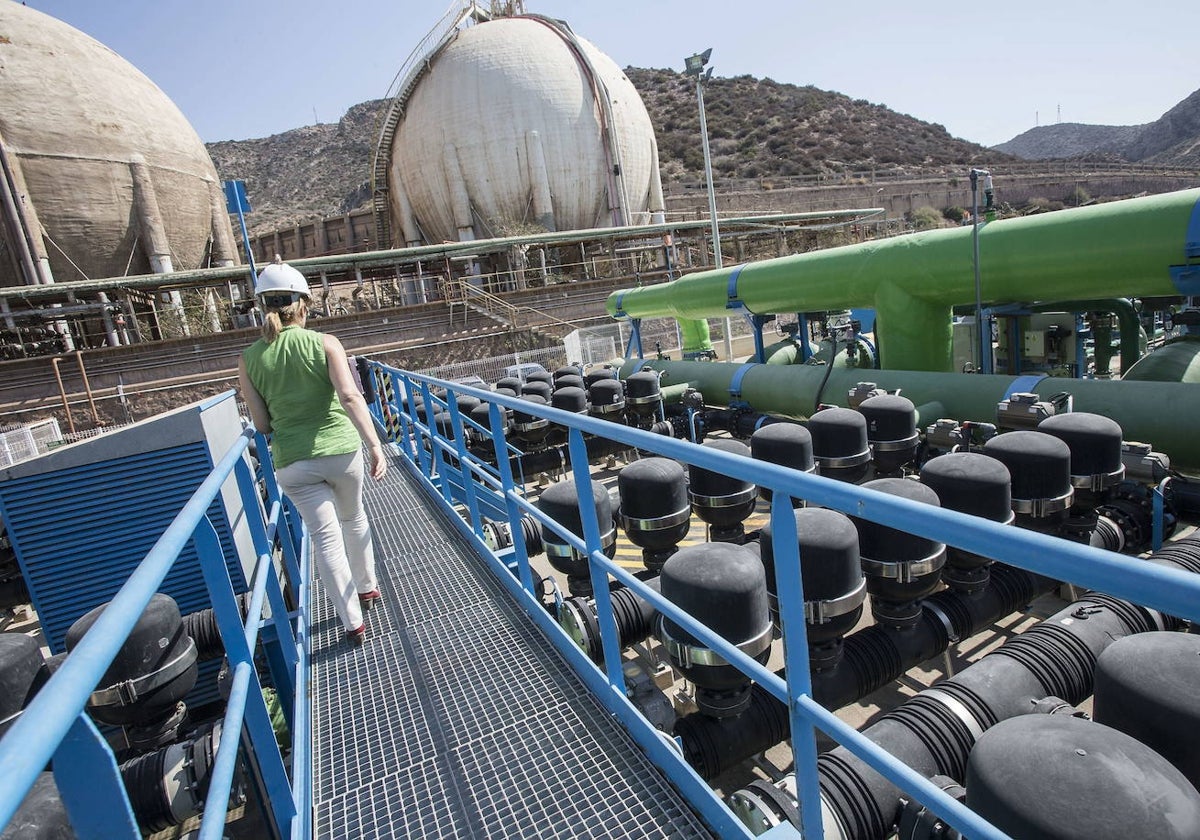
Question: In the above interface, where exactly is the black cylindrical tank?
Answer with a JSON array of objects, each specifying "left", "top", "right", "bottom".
[
  {"left": 520, "top": 380, "right": 553, "bottom": 402},
  {"left": 525, "top": 370, "right": 555, "bottom": 388},
  {"left": 624, "top": 371, "right": 662, "bottom": 418},
  {"left": 550, "top": 386, "right": 588, "bottom": 414},
  {"left": 851, "top": 478, "right": 945, "bottom": 629},
  {"left": 495, "top": 376, "right": 523, "bottom": 394},
  {"left": 553, "top": 374, "right": 585, "bottom": 392},
  {"left": 808, "top": 407, "right": 870, "bottom": 483},
  {"left": 919, "top": 452, "right": 1013, "bottom": 594},
  {"left": 688, "top": 439, "right": 758, "bottom": 542},
  {"left": 966, "top": 715, "right": 1200, "bottom": 840},
  {"left": 658, "top": 542, "right": 772, "bottom": 718},
  {"left": 1093, "top": 631, "right": 1200, "bottom": 789},
  {"left": 554, "top": 365, "right": 583, "bottom": 383},
  {"left": 750, "top": 422, "right": 815, "bottom": 504},
  {"left": 451, "top": 394, "right": 482, "bottom": 418},
  {"left": 1038, "top": 412, "right": 1126, "bottom": 499},
  {"left": 0, "top": 634, "right": 48, "bottom": 740},
  {"left": 983, "top": 430, "right": 1074, "bottom": 527},
  {"left": 858, "top": 394, "right": 918, "bottom": 474},
  {"left": 585, "top": 367, "right": 618, "bottom": 388},
  {"left": 537, "top": 478, "right": 617, "bottom": 596},
  {"left": 469, "top": 401, "right": 506, "bottom": 435},
  {"left": 511, "top": 395, "right": 551, "bottom": 446},
  {"left": 66, "top": 593, "right": 198, "bottom": 735},
  {"left": 759, "top": 508, "right": 864, "bottom": 669},
  {"left": 618, "top": 457, "right": 691, "bottom": 572},
  {"left": 588, "top": 379, "right": 625, "bottom": 417}
]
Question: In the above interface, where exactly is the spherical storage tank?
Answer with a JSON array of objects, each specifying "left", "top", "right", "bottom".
[
  {"left": 0, "top": 3, "right": 237, "bottom": 287},
  {"left": 384, "top": 15, "right": 665, "bottom": 246}
]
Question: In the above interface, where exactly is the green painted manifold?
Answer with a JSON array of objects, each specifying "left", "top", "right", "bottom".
[
  {"left": 608, "top": 189, "right": 1200, "bottom": 371},
  {"left": 620, "top": 358, "right": 1200, "bottom": 469}
]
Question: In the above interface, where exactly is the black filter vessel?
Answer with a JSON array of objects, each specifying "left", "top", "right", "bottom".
[
  {"left": 553, "top": 374, "right": 585, "bottom": 392},
  {"left": 688, "top": 439, "right": 758, "bottom": 542},
  {"left": 469, "top": 401, "right": 506, "bottom": 436},
  {"left": 537, "top": 477, "right": 617, "bottom": 596},
  {"left": 919, "top": 452, "right": 1013, "bottom": 594},
  {"left": 858, "top": 394, "right": 919, "bottom": 474},
  {"left": 553, "top": 365, "right": 583, "bottom": 383},
  {"left": 758, "top": 508, "right": 864, "bottom": 670},
  {"left": 511, "top": 394, "right": 551, "bottom": 446},
  {"left": 66, "top": 593, "right": 198, "bottom": 750},
  {"left": 966, "top": 714, "right": 1200, "bottom": 840},
  {"left": 1093, "top": 631, "right": 1200, "bottom": 789},
  {"left": 750, "top": 422, "right": 815, "bottom": 504},
  {"left": 624, "top": 371, "right": 663, "bottom": 418},
  {"left": 588, "top": 379, "right": 625, "bottom": 417},
  {"left": 808, "top": 407, "right": 870, "bottom": 483},
  {"left": 658, "top": 542, "right": 772, "bottom": 718},
  {"left": 1038, "top": 412, "right": 1125, "bottom": 505},
  {"left": 495, "top": 376, "right": 523, "bottom": 394},
  {"left": 851, "top": 478, "right": 945, "bottom": 629},
  {"left": 584, "top": 368, "right": 618, "bottom": 388},
  {"left": 520, "top": 380, "right": 553, "bottom": 402},
  {"left": 0, "top": 633, "right": 48, "bottom": 740},
  {"left": 983, "top": 430, "right": 1074, "bottom": 530},
  {"left": 549, "top": 386, "right": 588, "bottom": 415},
  {"left": 617, "top": 457, "right": 691, "bottom": 572}
]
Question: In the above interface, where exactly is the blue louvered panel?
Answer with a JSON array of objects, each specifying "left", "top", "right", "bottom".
[{"left": 0, "top": 441, "right": 247, "bottom": 652}]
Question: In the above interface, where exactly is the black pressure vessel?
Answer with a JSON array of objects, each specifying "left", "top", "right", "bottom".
[
  {"left": 858, "top": 394, "right": 919, "bottom": 474},
  {"left": 617, "top": 457, "right": 691, "bottom": 570},
  {"left": 750, "top": 422, "right": 815, "bottom": 503},
  {"left": 1038, "top": 412, "right": 1125, "bottom": 495},
  {"left": 808, "top": 407, "right": 870, "bottom": 482},
  {"left": 537, "top": 477, "right": 617, "bottom": 596},
  {"left": 983, "top": 430, "right": 1074, "bottom": 526},
  {"left": 688, "top": 439, "right": 758, "bottom": 538}
]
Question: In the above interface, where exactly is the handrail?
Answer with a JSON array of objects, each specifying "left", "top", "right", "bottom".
[
  {"left": 0, "top": 423, "right": 304, "bottom": 838},
  {"left": 363, "top": 360, "right": 1200, "bottom": 840}
]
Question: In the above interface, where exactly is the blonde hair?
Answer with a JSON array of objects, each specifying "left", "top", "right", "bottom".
[{"left": 261, "top": 297, "right": 307, "bottom": 343}]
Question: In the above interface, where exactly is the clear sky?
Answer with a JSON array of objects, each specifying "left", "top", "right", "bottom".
[{"left": 23, "top": 0, "right": 1199, "bottom": 147}]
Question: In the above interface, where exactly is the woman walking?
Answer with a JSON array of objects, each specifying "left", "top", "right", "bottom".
[{"left": 238, "top": 258, "right": 386, "bottom": 645}]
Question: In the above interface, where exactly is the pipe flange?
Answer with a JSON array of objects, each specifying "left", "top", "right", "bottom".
[
  {"left": 1070, "top": 466, "right": 1126, "bottom": 493},
  {"left": 90, "top": 636, "right": 197, "bottom": 707},
  {"left": 619, "top": 505, "right": 692, "bottom": 533},
  {"left": 804, "top": 578, "right": 868, "bottom": 624},
  {"left": 869, "top": 432, "right": 920, "bottom": 453},
  {"left": 658, "top": 621, "right": 772, "bottom": 669},
  {"left": 589, "top": 401, "right": 626, "bottom": 415},
  {"left": 689, "top": 487, "right": 758, "bottom": 509},
  {"left": 1011, "top": 488, "right": 1075, "bottom": 517},
  {"left": 921, "top": 687, "right": 986, "bottom": 743},
  {"left": 860, "top": 547, "right": 947, "bottom": 582},
  {"left": 543, "top": 527, "right": 617, "bottom": 561},
  {"left": 814, "top": 449, "right": 871, "bottom": 469}
]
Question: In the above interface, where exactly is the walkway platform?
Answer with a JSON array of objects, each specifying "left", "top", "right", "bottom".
[{"left": 308, "top": 458, "right": 716, "bottom": 839}]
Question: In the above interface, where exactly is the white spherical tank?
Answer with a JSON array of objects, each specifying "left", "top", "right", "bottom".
[
  {"left": 386, "top": 16, "right": 664, "bottom": 246},
  {"left": 0, "top": 3, "right": 237, "bottom": 287}
]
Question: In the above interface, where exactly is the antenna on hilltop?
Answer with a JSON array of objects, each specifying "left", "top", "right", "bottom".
[{"left": 1057, "top": 104, "right": 1062, "bottom": 124}]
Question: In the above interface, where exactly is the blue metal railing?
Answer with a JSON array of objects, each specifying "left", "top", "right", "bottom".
[
  {"left": 362, "top": 360, "right": 1200, "bottom": 840},
  {"left": 0, "top": 426, "right": 305, "bottom": 839}
]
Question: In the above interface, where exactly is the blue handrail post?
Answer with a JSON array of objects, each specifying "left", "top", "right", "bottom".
[
  {"left": 253, "top": 433, "right": 303, "bottom": 587},
  {"left": 446, "top": 389, "right": 482, "bottom": 531},
  {"left": 569, "top": 428, "right": 624, "bottom": 690},
  {"left": 54, "top": 714, "right": 140, "bottom": 839},
  {"left": 766, "top": 493, "right": 825, "bottom": 839},
  {"left": 489, "top": 402, "right": 536, "bottom": 596}
]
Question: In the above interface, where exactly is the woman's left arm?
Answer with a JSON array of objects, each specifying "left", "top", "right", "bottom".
[{"left": 237, "top": 357, "right": 273, "bottom": 434}]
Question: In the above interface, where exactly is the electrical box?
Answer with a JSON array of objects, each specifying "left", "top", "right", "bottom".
[
  {"left": 0, "top": 391, "right": 257, "bottom": 707},
  {"left": 1023, "top": 330, "right": 1047, "bottom": 357}
]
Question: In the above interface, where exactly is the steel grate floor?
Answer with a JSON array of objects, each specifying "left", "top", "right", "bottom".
[{"left": 310, "top": 458, "right": 715, "bottom": 839}]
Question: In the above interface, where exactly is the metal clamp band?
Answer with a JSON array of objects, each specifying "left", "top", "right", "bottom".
[
  {"left": 589, "top": 401, "right": 626, "bottom": 415},
  {"left": 619, "top": 505, "right": 692, "bottom": 533},
  {"left": 1011, "top": 488, "right": 1074, "bottom": 517},
  {"left": 923, "top": 600, "right": 959, "bottom": 643},
  {"left": 689, "top": 486, "right": 758, "bottom": 509},
  {"left": 860, "top": 546, "right": 947, "bottom": 582},
  {"left": 869, "top": 433, "right": 920, "bottom": 453},
  {"left": 543, "top": 528, "right": 618, "bottom": 561},
  {"left": 1070, "top": 466, "right": 1126, "bottom": 493},
  {"left": 804, "top": 577, "right": 867, "bottom": 624},
  {"left": 658, "top": 621, "right": 772, "bottom": 668},
  {"left": 922, "top": 688, "right": 985, "bottom": 742},
  {"left": 814, "top": 449, "right": 871, "bottom": 469},
  {"left": 512, "top": 417, "right": 550, "bottom": 432},
  {"left": 626, "top": 393, "right": 662, "bottom": 406},
  {"left": 90, "top": 636, "right": 197, "bottom": 707}
]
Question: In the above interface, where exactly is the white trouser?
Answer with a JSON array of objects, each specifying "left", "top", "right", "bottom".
[{"left": 276, "top": 449, "right": 378, "bottom": 632}]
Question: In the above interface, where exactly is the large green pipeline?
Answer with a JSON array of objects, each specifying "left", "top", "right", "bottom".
[
  {"left": 608, "top": 189, "right": 1200, "bottom": 371},
  {"left": 621, "top": 358, "right": 1200, "bottom": 470}
]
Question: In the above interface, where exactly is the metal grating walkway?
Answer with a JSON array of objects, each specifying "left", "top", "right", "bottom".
[{"left": 309, "top": 461, "right": 716, "bottom": 839}]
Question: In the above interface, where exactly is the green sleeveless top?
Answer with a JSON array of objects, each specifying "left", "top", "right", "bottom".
[{"left": 242, "top": 326, "right": 359, "bottom": 469}]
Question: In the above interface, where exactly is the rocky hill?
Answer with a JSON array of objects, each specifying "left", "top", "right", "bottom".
[
  {"left": 206, "top": 70, "right": 1008, "bottom": 235},
  {"left": 994, "top": 87, "right": 1200, "bottom": 166}
]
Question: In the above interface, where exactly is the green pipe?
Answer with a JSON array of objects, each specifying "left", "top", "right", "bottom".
[
  {"left": 621, "top": 358, "right": 1200, "bottom": 469},
  {"left": 678, "top": 318, "right": 713, "bottom": 355},
  {"left": 1124, "top": 336, "right": 1200, "bottom": 383},
  {"left": 608, "top": 189, "right": 1200, "bottom": 372}
]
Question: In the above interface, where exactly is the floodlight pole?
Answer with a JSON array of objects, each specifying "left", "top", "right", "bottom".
[
  {"left": 686, "top": 50, "right": 732, "bottom": 360},
  {"left": 969, "top": 168, "right": 993, "bottom": 373}
]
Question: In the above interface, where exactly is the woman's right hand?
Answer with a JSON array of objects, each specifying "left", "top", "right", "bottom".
[{"left": 368, "top": 444, "right": 387, "bottom": 480}]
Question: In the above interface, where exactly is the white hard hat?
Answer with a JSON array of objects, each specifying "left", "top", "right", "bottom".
[{"left": 254, "top": 256, "right": 310, "bottom": 303}]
